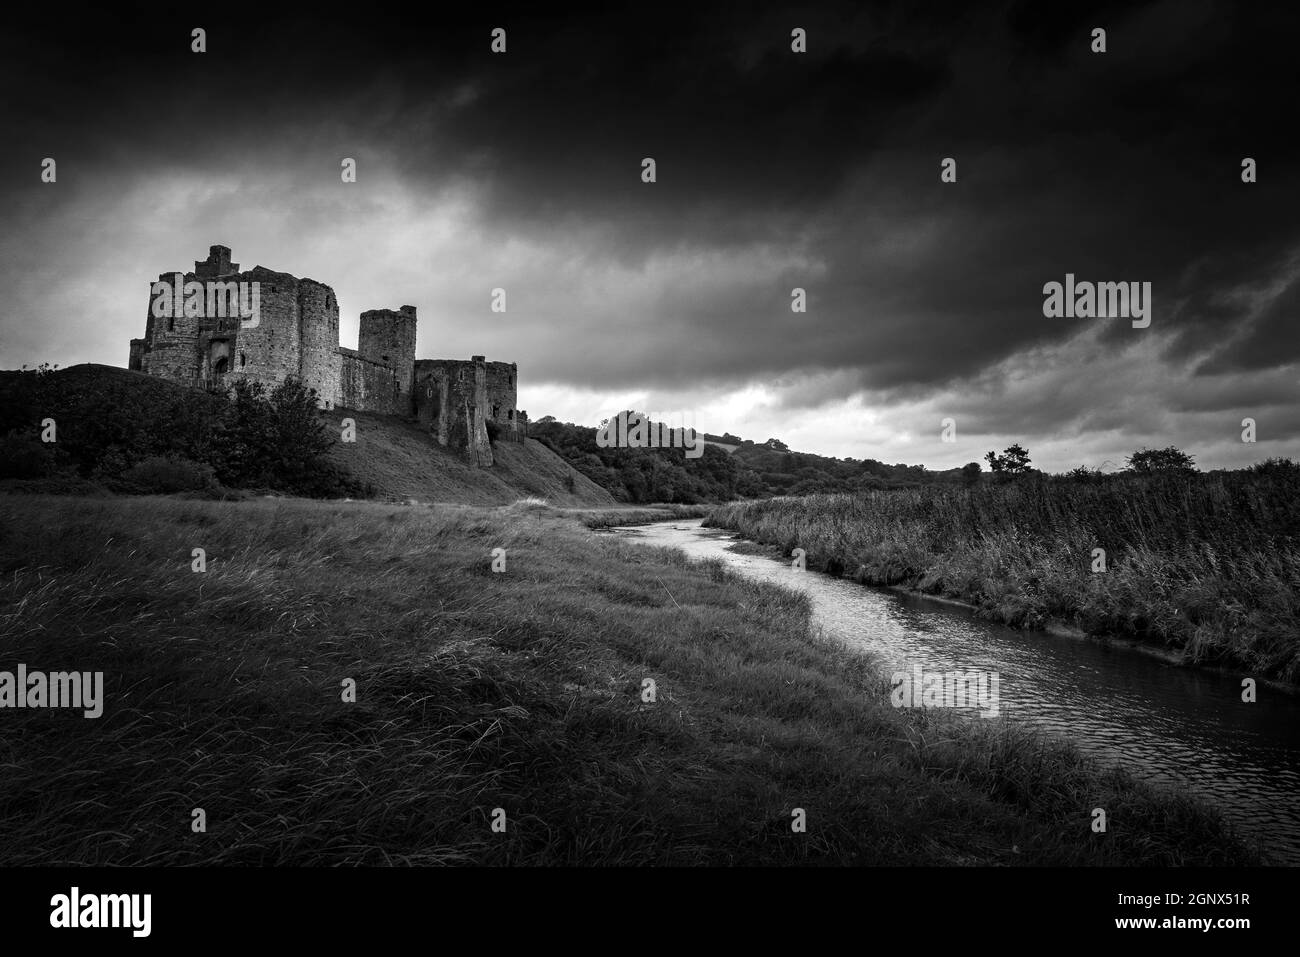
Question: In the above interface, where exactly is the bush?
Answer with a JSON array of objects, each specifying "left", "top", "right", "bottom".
[
  {"left": 1248, "top": 457, "right": 1298, "bottom": 479},
  {"left": 119, "top": 456, "right": 218, "bottom": 494},
  {"left": 0, "top": 475, "right": 109, "bottom": 496},
  {"left": 1065, "top": 466, "right": 1106, "bottom": 483},
  {"left": 1126, "top": 446, "right": 1197, "bottom": 473},
  {"left": 0, "top": 430, "right": 56, "bottom": 479}
]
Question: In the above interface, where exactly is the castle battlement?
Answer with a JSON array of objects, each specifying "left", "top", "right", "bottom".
[{"left": 129, "top": 245, "right": 525, "bottom": 466}]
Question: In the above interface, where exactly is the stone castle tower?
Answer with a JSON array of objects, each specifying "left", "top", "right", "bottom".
[{"left": 129, "top": 245, "right": 526, "bottom": 465}]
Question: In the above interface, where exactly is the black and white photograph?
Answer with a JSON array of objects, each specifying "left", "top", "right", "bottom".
[{"left": 0, "top": 0, "right": 1295, "bottom": 941}]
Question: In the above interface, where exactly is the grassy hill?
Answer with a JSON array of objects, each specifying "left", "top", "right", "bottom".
[
  {"left": 325, "top": 408, "right": 615, "bottom": 506},
  {"left": 0, "top": 364, "right": 614, "bottom": 506}
]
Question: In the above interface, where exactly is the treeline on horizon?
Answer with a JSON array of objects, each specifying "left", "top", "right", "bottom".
[
  {"left": 529, "top": 414, "right": 1282, "bottom": 505},
  {"left": 530, "top": 414, "right": 940, "bottom": 503}
]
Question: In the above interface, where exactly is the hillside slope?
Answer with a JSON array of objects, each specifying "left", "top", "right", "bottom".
[{"left": 325, "top": 407, "right": 616, "bottom": 506}]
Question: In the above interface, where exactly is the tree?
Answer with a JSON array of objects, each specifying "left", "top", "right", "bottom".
[
  {"left": 984, "top": 443, "right": 1032, "bottom": 475},
  {"left": 212, "top": 377, "right": 335, "bottom": 492},
  {"left": 1126, "top": 446, "right": 1196, "bottom": 473},
  {"left": 960, "top": 461, "right": 982, "bottom": 485}
]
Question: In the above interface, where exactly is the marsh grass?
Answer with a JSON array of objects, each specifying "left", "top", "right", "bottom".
[
  {"left": 708, "top": 470, "right": 1300, "bottom": 682},
  {"left": 0, "top": 493, "right": 1257, "bottom": 865},
  {"left": 570, "top": 503, "right": 712, "bottom": 528}
]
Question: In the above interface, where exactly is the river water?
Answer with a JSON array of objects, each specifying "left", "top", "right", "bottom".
[{"left": 609, "top": 519, "right": 1300, "bottom": 865}]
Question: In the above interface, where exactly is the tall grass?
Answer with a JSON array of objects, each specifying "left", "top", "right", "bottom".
[
  {"left": 0, "top": 494, "right": 1258, "bottom": 864},
  {"left": 707, "top": 467, "right": 1300, "bottom": 682},
  {"left": 571, "top": 503, "right": 712, "bottom": 528}
]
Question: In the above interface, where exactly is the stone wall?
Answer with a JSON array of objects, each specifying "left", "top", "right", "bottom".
[
  {"left": 358, "top": 306, "right": 417, "bottom": 398},
  {"left": 298, "top": 278, "right": 341, "bottom": 408},
  {"left": 413, "top": 357, "right": 494, "bottom": 466},
  {"left": 484, "top": 360, "right": 526, "bottom": 443},
  {"left": 233, "top": 266, "right": 301, "bottom": 394},
  {"left": 338, "top": 348, "right": 403, "bottom": 414},
  {"left": 138, "top": 272, "right": 202, "bottom": 382},
  {"left": 135, "top": 251, "right": 254, "bottom": 387}
]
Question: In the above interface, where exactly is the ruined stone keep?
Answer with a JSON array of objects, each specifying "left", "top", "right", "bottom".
[{"left": 129, "top": 245, "right": 526, "bottom": 465}]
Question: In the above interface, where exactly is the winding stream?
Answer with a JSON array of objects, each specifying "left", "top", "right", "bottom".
[{"left": 610, "top": 519, "right": 1300, "bottom": 865}]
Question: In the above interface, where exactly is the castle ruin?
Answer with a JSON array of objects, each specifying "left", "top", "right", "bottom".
[{"left": 129, "top": 245, "right": 525, "bottom": 466}]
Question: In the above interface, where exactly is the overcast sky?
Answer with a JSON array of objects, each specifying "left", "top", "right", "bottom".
[{"left": 2, "top": 1, "right": 1297, "bottom": 471}]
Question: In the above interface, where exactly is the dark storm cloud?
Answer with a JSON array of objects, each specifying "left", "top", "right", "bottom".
[
  {"left": 1, "top": 0, "right": 1297, "bottom": 463},
  {"left": 1195, "top": 269, "right": 1300, "bottom": 375}
]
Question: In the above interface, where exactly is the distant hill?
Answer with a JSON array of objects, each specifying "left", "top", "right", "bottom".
[
  {"left": 530, "top": 415, "right": 962, "bottom": 503},
  {"left": 529, "top": 416, "right": 760, "bottom": 504},
  {"left": 724, "top": 438, "right": 961, "bottom": 494},
  {"left": 0, "top": 364, "right": 613, "bottom": 506}
]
